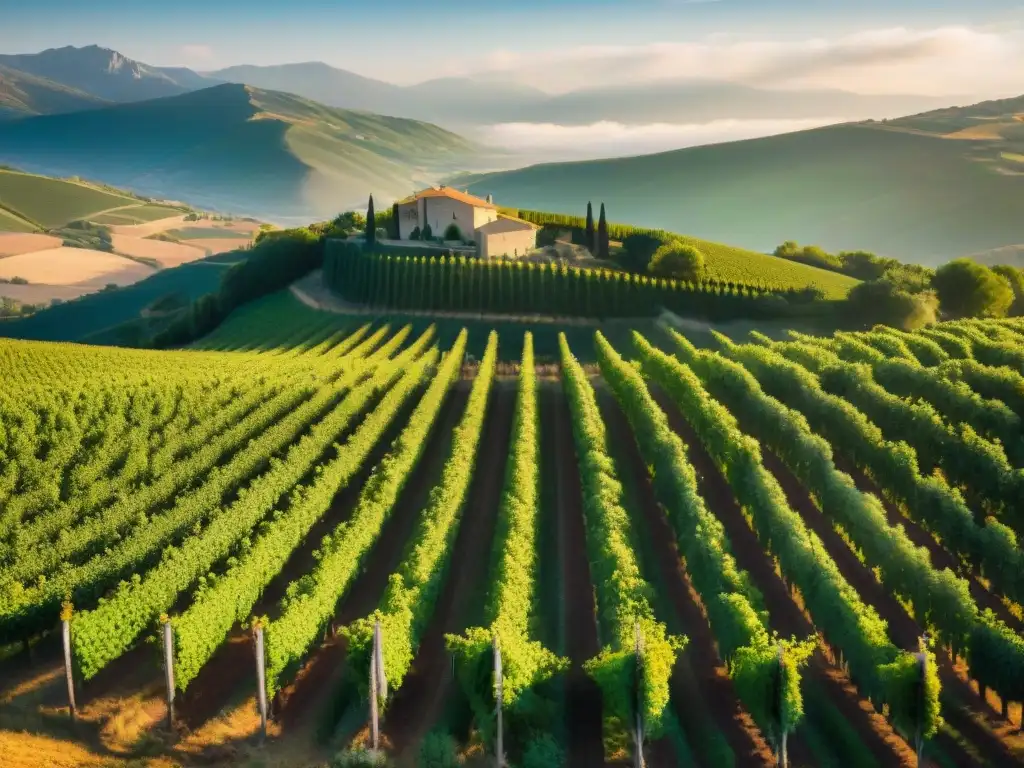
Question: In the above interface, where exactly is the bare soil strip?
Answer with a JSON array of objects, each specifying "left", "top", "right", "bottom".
[
  {"left": 0, "top": 232, "right": 61, "bottom": 257},
  {"left": 110, "top": 234, "right": 206, "bottom": 268},
  {"left": 382, "top": 383, "right": 516, "bottom": 756},
  {"left": 652, "top": 390, "right": 916, "bottom": 768},
  {"left": 274, "top": 386, "right": 470, "bottom": 729},
  {"left": 598, "top": 390, "right": 778, "bottom": 768},
  {"left": 546, "top": 383, "right": 608, "bottom": 768},
  {"left": 174, "top": 384, "right": 424, "bottom": 730},
  {"left": 832, "top": 454, "right": 1024, "bottom": 636},
  {"left": 763, "top": 450, "right": 1024, "bottom": 766}
]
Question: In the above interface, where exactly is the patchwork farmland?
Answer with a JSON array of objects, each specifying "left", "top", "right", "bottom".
[{"left": 1, "top": 295, "right": 1022, "bottom": 768}]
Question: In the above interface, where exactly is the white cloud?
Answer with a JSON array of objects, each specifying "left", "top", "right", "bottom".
[
  {"left": 438, "top": 26, "right": 1024, "bottom": 97},
  {"left": 180, "top": 44, "right": 215, "bottom": 64},
  {"left": 480, "top": 117, "right": 846, "bottom": 161}
]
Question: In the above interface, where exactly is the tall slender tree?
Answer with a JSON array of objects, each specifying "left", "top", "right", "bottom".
[
  {"left": 365, "top": 194, "right": 376, "bottom": 248},
  {"left": 391, "top": 202, "right": 400, "bottom": 239},
  {"left": 585, "top": 201, "right": 595, "bottom": 254},
  {"left": 598, "top": 203, "right": 609, "bottom": 260}
]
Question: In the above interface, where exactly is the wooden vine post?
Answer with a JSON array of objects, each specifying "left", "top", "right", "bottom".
[
  {"left": 494, "top": 633, "right": 504, "bottom": 767},
  {"left": 914, "top": 637, "right": 929, "bottom": 767},
  {"left": 775, "top": 645, "right": 788, "bottom": 768},
  {"left": 634, "top": 621, "right": 645, "bottom": 768},
  {"left": 253, "top": 620, "right": 268, "bottom": 739},
  {"left": 60, "top": 601, "right": 76, "bottom": 722},
  {"left": 369, "top": 619, "right": 386, "bottom": 751},
  {"left": 160, "top": 616, "right": 175, "bottom": 730}
]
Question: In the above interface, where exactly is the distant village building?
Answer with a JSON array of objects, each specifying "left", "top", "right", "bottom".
[{"left": 394, "top": 186, "right": 538, "bottom": 259}]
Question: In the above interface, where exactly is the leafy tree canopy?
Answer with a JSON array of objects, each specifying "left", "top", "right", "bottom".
[
  {"left": 990, "top": 264, "right": 1024, "bottom": 316},
  {"left": 933, "top": 258, "right": 1013, "bottom": 319},
  {"left": 648, "top": 240, "right": 706, "bottom": 282},
  {"left": 845, "top": 278, "right": 938, "bottom": 330}
]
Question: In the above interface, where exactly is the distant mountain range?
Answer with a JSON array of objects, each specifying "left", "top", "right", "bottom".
[
  {"left": 456, "top": 98, "right": 1024, "bottom": 267},
  {"left": 0, "top": 45, "right": 956, "bottom": 130},
  {"left": 205, "top": 62, "right": 957, "bottom": 129},
  {"left": 2, "top": 43, "right": 1022, "bottom": 264},
  {"left": 0, "top": 63, "right": 107, "bottom": 119},
  {"left": 0, "top": 46, "right": 216, "bottom": 110},
  {"left": 0, "top": 83, "right": 483, "bottom": 221}
]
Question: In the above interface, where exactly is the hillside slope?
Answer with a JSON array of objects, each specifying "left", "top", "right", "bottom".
[
  {"left": 0, "top": 84, "right": 483, "bottom": 220},
  {"left": 0, "top": 46, "right": 209, "bottom": 105},
  {"left": 0, "top": 169, "right": 144, "bottom": 229},
  {"left": 461, "top": 122, "right": 1024, "bottom": 265},
  {"left": 0, "top": 64, "right": 107, "bottom": 119}
]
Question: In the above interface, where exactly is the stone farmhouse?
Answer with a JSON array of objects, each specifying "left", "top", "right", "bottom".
[{"left": 394, "top": 186, "right": 539, "bottom": 259}]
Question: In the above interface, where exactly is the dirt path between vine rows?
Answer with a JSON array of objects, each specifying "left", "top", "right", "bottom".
[
  {"left": 597, "top": 391, "right": 778, "bottom": 768},
  {"left": 175, "top": 380, "right": 425, "bottom": 730},
  {"left": 546, "top": 383, "right": 608, "bottom": 768},
  {"left": 763, "top": 450, "right": 1024, "bottom": 766},
  {"left": 381, "top": 382, "right": 515, "bottom": 757},
  {"left": 651, "top": 390, "right": 916, "bottom": 768},
  {"left": 832, "top": 454, "right": 1024, "bottom": 638},
  {"left": 272, "top": 385, "right": 470, "bottom": 729}
]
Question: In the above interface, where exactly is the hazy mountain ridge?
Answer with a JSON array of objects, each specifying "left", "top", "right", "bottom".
[
  {"left": 458, "top": 114, "right": 1024, "bottom": 266},
  {"left": 0, "top": 45, "right": 959, "bottom": 128},
  {"left": 0, "top": 45, "right": 213, "bottom": 106},
  {"left": 0, "top": 64, "right": 108, "bottom": 119},
  {"left": 0, "top": 83, "right": 484, "bottom": 221},
  {"left": 208, "top": 61, "right": 956, "bottom": 128}
]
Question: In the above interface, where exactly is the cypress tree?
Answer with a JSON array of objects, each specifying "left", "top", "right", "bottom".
[
  {"left": 598, "top": 203, "right": 610, "bottom": 260},
  {"left": 585, "top": 201, "right": 595, "bottom": 254},
  {"left": 365, "top": 194, "right": 376, "bottom": 247},
  {"left": 391, "top": 203, "right": 400, "bottom": 238}
]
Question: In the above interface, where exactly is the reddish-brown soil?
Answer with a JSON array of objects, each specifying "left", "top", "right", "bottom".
[
  {"left": 274, "top": 385, "right": 470, "bottom": 728},
  {"left": 381, "top": 382, "right": 516, "bottom": 756},
  {"left": 762, "top": 449, "right": 1024, "bottom": 766},
  {"left": 173, "top": 382, "right": 427, "bottom": 730},
  {"left": 832, "top": 454, "right": 1024, "bottom": 636},
  {"left": 651, "top": 390, "right": 916, "bottom": 768},
  {"left": 597, "top": 391, "right": 778, "bottom": 768},
  {"left": 545, "top": 383, "right": 608, "bottom": 768}
]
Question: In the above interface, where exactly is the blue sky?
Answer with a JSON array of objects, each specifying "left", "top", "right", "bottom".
[{"left": 2, "top": 0, "right": 1023, "bottom": 95}]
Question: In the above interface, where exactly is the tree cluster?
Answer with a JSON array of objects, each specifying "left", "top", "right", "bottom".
[{"left": 153, "top": 227, "right": 324, "bottom": 347}]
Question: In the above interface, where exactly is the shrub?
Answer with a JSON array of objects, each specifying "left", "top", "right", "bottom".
[
  {"left": 10, "top": 276, "right": 29, "bottom": 285},
  {"left": 620, "top": 232, "right": 665, "bottom": 272},
  {"left": 443, "top": 223, "right": 462, "bottom": 241},
  {"left": 332, "top": 748, "right": 391, "bottom": 768},
  {"left": 422, "top": 224, "right": 433, "bottom": 241},
  {"left": 933, "top": 258, "right": 1014, "bottom": 318},
  {"left": 417, "top": 731, "right": 460, "bottom": 768},
  {"left": 375, "top": 227, "right": 388, "bottom": 240},
  {"left": 410, "top": 226, "right": 421, "bottom": 241},
  {"left": 991, "top": 264, "right": 1024, "bottom": 316},
  {"left": 649, "top": 240, "right": 706, "bottom": 282},
  {"left": 844, "top": 279, "right": 938, "bottom": 330},
  {"left": 773, "top": 241, "right": 842, "bottom": 272},
  {"left": 788, "top": 285, "right": 826, "bottom": 304}
]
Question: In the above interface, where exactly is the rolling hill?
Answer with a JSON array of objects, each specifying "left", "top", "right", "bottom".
[
  {"left": 0, "top": 83, "right": 485, "bottom": 221},
  {"left": 459, "top": 118, "right": 1024, "bottom": 266},
  {"left": 0, "top": 252, "right": 240, "bottom": 342},
  {"left": 0, "top": 169, "right": 152, "bottom": 230}
]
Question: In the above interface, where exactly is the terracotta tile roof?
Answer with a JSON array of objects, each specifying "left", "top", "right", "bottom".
[
  {"left": 396, "top": 186, "right": 496, "bottom": 209},
  {"left": 476, "top": 215, "right": 539, "bottom": 234},
  {"left": 496, "top": 213, "right": 540, "bottom": 229}
]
